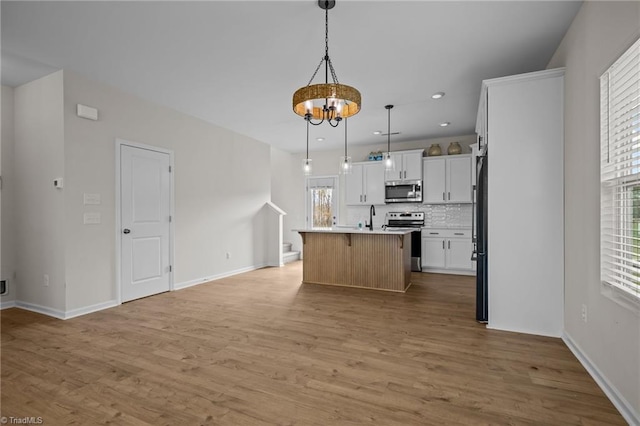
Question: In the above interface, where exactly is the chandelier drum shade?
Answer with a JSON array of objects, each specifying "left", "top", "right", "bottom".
[
  {"left": 292, "top": 0, "right": 361, "bottom": 127},
  {"left": 293, "top": 84, "right": 361, "bottom": 121}
]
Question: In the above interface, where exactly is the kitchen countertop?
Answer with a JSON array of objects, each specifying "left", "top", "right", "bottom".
[{"left": 294, "top": 228, "right": 414, "bottom": 235}]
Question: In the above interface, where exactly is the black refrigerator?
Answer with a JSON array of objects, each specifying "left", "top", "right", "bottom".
[{"left": 474, "top": 152, "right": 488, "bottom": 323}]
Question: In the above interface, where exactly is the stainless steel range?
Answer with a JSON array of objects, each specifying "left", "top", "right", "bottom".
[{"left": 385, "top": 212, "right": 424, "bottom": 272}]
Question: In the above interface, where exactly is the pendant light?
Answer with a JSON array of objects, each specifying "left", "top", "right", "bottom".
[
  {"left": 339, "top": 118, "right": 352, "bottom": 174},
  {"left": 383, "top": 104, "right": 395, "bottom": 171},
  {"left": 303, "top": 120, "right": 312, "bottom": 175},
  {"left": 292, "top": 0, "right": 361, "bottom": 128}
]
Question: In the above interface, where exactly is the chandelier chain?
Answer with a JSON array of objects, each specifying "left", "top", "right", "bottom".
[
  {"left": 306, "top": 57, "right": 325, "bottom": 87},
  {"left": 305, "top": 1, "right": 340, "bottom": 88}
]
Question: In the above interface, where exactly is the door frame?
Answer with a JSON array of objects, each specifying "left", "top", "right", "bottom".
[
  {"left": 305, "top": 175, "right": 339, "bottom": 229},
  {"left": 115, "top": 138, "right": 175, "bottom": 304}
]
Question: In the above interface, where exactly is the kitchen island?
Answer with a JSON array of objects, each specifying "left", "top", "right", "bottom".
[{"left": 295, "top": 228, "right": 412, "bottom": 292}]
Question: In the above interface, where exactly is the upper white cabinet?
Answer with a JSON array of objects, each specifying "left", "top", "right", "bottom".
[
  {"left": 478, "top": 68, "right": 564, "bottom": 337},
  {"left": 346, "top": 162, "right": 385, "bottom": 205},
  {"left": 384, "top": 149, "right": 424, "bottom": 182},
  {"left": 423, "top": 155, "right": 472, "bottom": 203}
]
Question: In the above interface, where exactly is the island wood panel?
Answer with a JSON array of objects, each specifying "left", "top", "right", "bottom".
[
  {"left": 301, "top": 232, "right": 351, "bottom": 286},
  {"left": 299, "top": 232, "right": 411, "bottom": 292},
  {"left": 350, "top": 233, "right": 411, "bottom": 292}
]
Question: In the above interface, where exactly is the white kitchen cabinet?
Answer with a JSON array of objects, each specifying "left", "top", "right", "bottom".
[
  {"left": 447, "top": 238, "right": 474, "bottom": 270},
  {"left": 423, "top": 155, "right": 472, "bottom": 203},
  {"left": 346, "top": 162, "right": 385, "bottom": 205},
  {"left": 478, "top": 68, "right": 564, "bottom": 337},
  {"left": 421, "top": 237, "right": 446, "bottom": 269},
  {"left": 421, "top": 228, "right": 474, "bottom": 275},
  {"left": 384, "top": 149, "right": 424, "bottom": 182}
]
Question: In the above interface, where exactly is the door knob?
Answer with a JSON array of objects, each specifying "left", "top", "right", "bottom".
[{"left": 123, "top": 229, "right": 131, "bottom": 234}]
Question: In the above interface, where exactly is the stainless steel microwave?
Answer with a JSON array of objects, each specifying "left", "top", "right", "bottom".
[{"left": 385, "top": 180, "right": 422, "bottom": 203}]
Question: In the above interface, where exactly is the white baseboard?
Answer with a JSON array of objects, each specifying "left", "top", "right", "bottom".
[
  {"left": 421, "top": 268, "right": 475, "bottom": 276},
  {"left": 15, "top": 301, "right": 66, "bottom": 320},
  {"left": 563, "top": 332, "right": 639, "bottom": 425},
  {"left": 9, "top": 299, "right": 119, "bottom": 320},
  {"left": 486, "top": 323, "right": 562, "bottom": 338},
  {"left": 1, "top": 300, "right": 17, "bottom": 310},
  {"left": 5, "top": 264, "right": 270, "bottom": 319},
  {"left": 174, "top": 263, "right": 268, "bottom": 290},
  {"left": 64, "top": 300, "right": 119, "bottom": 320}
]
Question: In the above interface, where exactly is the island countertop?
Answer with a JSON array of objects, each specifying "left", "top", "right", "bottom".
[{"left": 293, "top": 228, "right": 413, "bottom": 235}]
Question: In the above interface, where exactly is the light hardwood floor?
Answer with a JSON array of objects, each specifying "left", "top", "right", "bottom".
[{"left": 1, "top": 262, "right": 624, "bottom": 425}]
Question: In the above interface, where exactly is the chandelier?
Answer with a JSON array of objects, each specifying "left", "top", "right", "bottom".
[{"left": 292, "top": 0, "right": 361, "bottom": 128}]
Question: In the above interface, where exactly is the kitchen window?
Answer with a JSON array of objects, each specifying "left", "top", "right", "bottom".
[{"left": 600, "top": 37, "right": 640, "bottom": 308}]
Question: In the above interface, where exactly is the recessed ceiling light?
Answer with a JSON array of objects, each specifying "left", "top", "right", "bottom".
[
  {"left": 316, "top": 137, "right": 325, "bottom": 142},
  {"left": 439, "top": 122, "right": 450, "bottom": 127},
  {"left": 373, "top": 131, "right": 382, "bottom": 135},
  {"left": 431, "top": 92, "right": 445, "bottom": 99}
]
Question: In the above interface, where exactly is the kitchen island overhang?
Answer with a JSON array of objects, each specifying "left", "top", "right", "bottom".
[{"left": 295, "top": 229, "right": 413, "bottom": 292}]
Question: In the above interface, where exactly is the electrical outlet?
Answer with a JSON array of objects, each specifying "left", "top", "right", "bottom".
[
  {"left": 43, "top": 274, "right": 50, "bottom": 287},
  {"left": 226, "top": 252, "right": 231, "bottom": 260},
  {"left": 581, "top": 304, "right": 588, "bottom": 323}
]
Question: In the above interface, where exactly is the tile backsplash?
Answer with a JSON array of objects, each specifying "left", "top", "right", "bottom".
[
  {"left": 346, "top": 203, "right": 472, "bottom": 229},
  {"left": 423, "top": 204, "right": 472, "bottom": 228}
]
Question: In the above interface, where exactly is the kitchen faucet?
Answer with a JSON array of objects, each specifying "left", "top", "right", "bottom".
[{"left": 368, "top": 205, "right": 376, "bottom": 231}]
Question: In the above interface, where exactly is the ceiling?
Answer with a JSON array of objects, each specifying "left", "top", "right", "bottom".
[{"left": 1, "top": 1, "right": 582, "bottom": 154}]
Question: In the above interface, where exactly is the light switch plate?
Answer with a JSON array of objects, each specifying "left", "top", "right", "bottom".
[
  {"left": 83, "top": 193, "right": 101, "bottom": 205},
  {"left": 83, "top": 212, "right": 101, "bottom": 225},
  {"left": 77, "top": 104, "right": 98, "bottom": 121}
]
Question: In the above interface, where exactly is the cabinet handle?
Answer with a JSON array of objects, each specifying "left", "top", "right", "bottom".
[
  {"left": 364, "top": 194, "right": 367, "bottom": 202},
  {"left": 404, "top": 170, "right": 407, "bottom": 179},
  {"left": 448, "top": 240, "right": 451, "bottom": 249},
  {"left": 442, "top": 240, "right": 445, "bottom": 250},
  {"left": 448, "top": 192, "right": 451, "bottom": 200},
  {"left": 429, "top": 232, "right": 439, "bottom": 235},
  {"left": 399, "top": 171, "right": 402, "bottom": 180},
  {"left": 360, "top": 195, "right": 362, "bottom": 202},
  {"left": 454, "top": 232, "right": 464, "bottom": 236},
  {"left": 442, "top": 192, "right": 445, "bottom": 201}
]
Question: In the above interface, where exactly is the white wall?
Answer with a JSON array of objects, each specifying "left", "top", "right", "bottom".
[
  {"left": 1, "top": 86, "right": 17, "bottom": 306},
  {"left": 548, "top": 2, "right": 640, "bottom": 422},
  {"left": 61, "top": 71, "right": 272, "bottom": 310},
  {"left": 270, "top": 146, "right": 303, "bottom": 253},
  {"left": 13, "top": 71, "right": 66, "bottom": 313}
]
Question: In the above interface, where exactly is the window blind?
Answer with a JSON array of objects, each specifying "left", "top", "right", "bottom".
[{"left": 601, "top": 37, "right": 640, "bottom": 299}]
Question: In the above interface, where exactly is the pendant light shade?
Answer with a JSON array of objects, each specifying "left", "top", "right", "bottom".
[
  {"left": 339, "top": 118, "right": 352, "bottom": 174},
  {"left": 384, "top": 105, "right": 395, "bottom": 172},
  {"left": 303, "top": 121, "right": 312, "bottom": 175},
  {"left": 303, "top": 158, "right": 313, "bottom": 176}
]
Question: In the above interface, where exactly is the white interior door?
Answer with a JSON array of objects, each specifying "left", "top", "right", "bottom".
[{"left": 121, "top": 145, "right": 171, "bottom": 302}]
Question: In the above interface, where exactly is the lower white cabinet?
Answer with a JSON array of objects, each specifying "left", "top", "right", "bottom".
[{"left": 421, "top": 228, "right": 475, "bottom": 275}]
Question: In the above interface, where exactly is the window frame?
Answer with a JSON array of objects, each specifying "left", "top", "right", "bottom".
[{"left": 600, "top": 37, "right": 640, "bottom": 313}]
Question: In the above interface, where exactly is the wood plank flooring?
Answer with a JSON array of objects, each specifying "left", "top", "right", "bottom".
[{"left": 1, "top": 262, "right": 625, "bottom": 425}]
